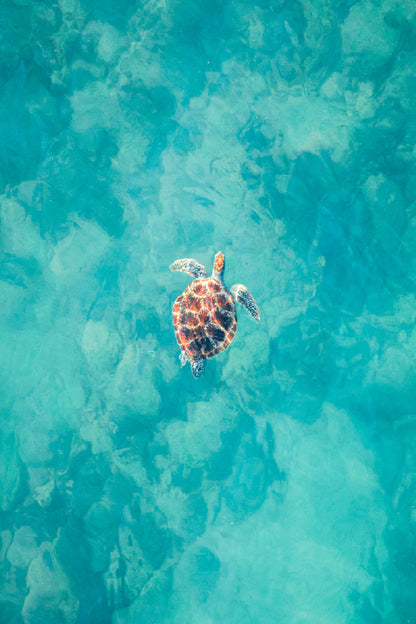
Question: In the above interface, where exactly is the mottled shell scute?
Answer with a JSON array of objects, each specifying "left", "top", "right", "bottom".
[{"left": 172, "top": 277, "right": 237, "bottom": 362}]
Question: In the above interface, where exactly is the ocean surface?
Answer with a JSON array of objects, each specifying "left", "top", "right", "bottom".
[{"left": 1, "top": 0, "right": 416, "bottom": 622}]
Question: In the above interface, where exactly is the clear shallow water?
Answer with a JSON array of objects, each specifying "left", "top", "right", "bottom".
[{"left": 0, "top": 0, "right": 416, "bottom": 622}]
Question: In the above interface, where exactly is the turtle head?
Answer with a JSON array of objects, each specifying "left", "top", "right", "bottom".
[{"left": 212, "top": 251, "right": 225, "bottom": 281}]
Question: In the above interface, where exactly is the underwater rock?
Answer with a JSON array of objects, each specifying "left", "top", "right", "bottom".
[
  {"left": 163, "top": 393, "right": 236, "bottom": 468},
  {"left": 22, "top": 542, "right": 79, "bottom": 624},
  {"left": 7, "top": 527, "right": 38, "bottom": 570},
  {"left": 0, "top": 430, "right": 21, "bottom": 512}
]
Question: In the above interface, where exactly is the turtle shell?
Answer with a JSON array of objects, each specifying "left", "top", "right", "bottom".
[{"left": 172, "top": 277, "right": 237, "bottom": 362}]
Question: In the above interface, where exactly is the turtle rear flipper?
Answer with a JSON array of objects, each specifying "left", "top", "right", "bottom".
[
  {"left": 230, "top": 284, "right": 260, "bottom": 322},
  {"left": 191, "top": 360, "right": 205, "bottom": 378},
  {"left": 170, "top": 258, "right": 207, "bottom": 279}
]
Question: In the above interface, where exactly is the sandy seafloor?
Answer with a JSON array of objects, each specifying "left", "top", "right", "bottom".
[{"left": 1, "top": 0, "right": 416, "bottom": 622}]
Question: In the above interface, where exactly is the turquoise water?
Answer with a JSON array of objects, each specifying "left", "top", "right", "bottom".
[{"left": 1, "top": 0, "right": 416, "bottom": 622}]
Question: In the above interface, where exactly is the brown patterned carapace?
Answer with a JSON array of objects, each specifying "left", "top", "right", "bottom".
[{"left": 172, "top": 277, "right": 237, "bottom": 362}]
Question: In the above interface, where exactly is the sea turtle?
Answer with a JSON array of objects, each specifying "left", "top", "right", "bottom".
[{"left": 170, "top": 251, "right": 260, "bottom": 378}]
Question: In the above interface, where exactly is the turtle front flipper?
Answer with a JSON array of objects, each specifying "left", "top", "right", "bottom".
[
  {"left": 191, "top": 360, "right": 205, "bottom": 378},
  {"left": 230, "top": 284, "right": 260, "bottom": 322},
  {"left": 170, "top": 258, "right": 207, "bottom": 279}
]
